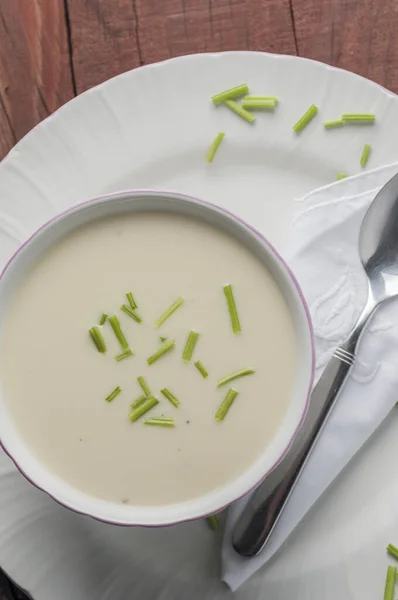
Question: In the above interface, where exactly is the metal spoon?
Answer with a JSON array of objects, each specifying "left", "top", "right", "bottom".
[{"left": 232, "top": 171, "right": 398, "bottom": 557}]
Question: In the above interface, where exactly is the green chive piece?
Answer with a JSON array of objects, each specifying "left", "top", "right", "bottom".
[
  {"left": 215, "top": 388, "right": 238, "bottom": 421},
  {"left": 155, "top": 297, "right": 184, "bottom": 328},
  {"left": 211, "top": 84, "right": 249, "bottom": 105},
  {"left": 160, "top": 388, "right": 180, "bottom": 408},
  {"left": 323, "top": 119, "right": 344, "bottom": 128},
  {"left": 387, "top": 544, "right": 398, "bottom": 561},
  {"left": 217, "top": 368, "right": 255, "bottom": 387},
  {"left": 293, "top": 104, "right": 318, "bottom": 133},
  {"left": 160, "top": 336, "right": 167, "bottom": 342},
  {"left": 147, "top": 339, "right": 175, "bottom": 365},
  {"left": 99, "top": 313, "right": 108, "bottom": 325},
  {"left": 105, "top": 386, "right": 121, "bottom": 403},
  {"left": 384, "top": 565, "right": 396, "bottom": 600},
  {"left": 131, "top": 394, "right": 147, "bottom": 410},
  {"left": 182, "top": 331, "right": 199, "bottom": 362},
  {"left": 89, "top": 326, "right": 107, "bottom": 353},
  {"left": 342, "top": 113, "right": 375, "bottom": 123},
  {"left": 206, "top": 132, "right": 225, "bottom": 163},
  {"left": 109, "top": 315, "right": 129, "bottom": 350},
  {"left": 126, "top": 292, "right": 137, "bottom": 310},
  {"left": 194, "top": 360, "right": 209, "bottom": 379},
  {"left": 115, "top": 348, "right": 133, "bottom": 362},
  {"left": 241, "top": 99, "right": 276, "bottom": 110},
  {"left": 336, "top": 172, "right": 348, "bottom": 180},
  {"left": 137, "top": 376, "right": 151, "bottom": 397},
  {"left": 206, "top": 515, "right": 219, "bottom": 531},
  {"left": 121, "top": 304, "right": 142, "bottom": 323},
  {"left": 224, "top": 284, "right": 241, "bottom": 334},
  {"left": 224, "top": 99, "right": 255, "bottom": 123},
  {"left": 129, "top": 396, "right": 159, "bottom": 422},
  {"left": 360, "top": 143, "right": 371, "bottom": 167},
  {"left": 243, "top": 95, "right": 279, "bottom": 103},
  {"left": 144, "top": 417, "right": 175, "bottom": 428}
]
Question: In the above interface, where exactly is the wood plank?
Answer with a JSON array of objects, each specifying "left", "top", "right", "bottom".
[
  {"left": 291, "top": 0, "right": 398, "bottom": 93},
  {"left": 134, "top": 0, "right": 297, "bottom": 64},
  {"left": 66, "top": 0, "right": 142, "bottom": 93},
  {"left": 0, "top": 0, "right": 75, "bottom": 160}
]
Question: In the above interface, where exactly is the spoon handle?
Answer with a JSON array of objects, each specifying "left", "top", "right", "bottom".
[{"left": 232, "top": 310, "right": 372, "bottom": 557}]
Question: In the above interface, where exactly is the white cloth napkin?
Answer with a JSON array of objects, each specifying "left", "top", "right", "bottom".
[{"left": 222, "top": 162, "right": 398, "bottom": 591}]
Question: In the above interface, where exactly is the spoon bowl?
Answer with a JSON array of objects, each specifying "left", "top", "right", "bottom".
[{"left": 360, "top": 172, "right": 398, "bottom": 302}]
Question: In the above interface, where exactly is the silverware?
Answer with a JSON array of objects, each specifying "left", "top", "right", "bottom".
[{"left": 232, "top": 172, "right": 398, "bottom": 557}]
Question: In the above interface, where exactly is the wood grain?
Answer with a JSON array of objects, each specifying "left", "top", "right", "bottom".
[
  {"left": 291, "top": 0, "right": 398, "bottom": 92},
  {"left": 65, "top": 0, "right": 141, "bottom": 93},
  {"left": 0, "top": 0, "right": 74, "bottom": 160},
  {"left": 134, "top": 0, "right": 297, "bottom": 64}
]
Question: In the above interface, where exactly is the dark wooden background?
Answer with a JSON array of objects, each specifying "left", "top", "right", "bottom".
[{"left": 1, "top": 0, "right": 398, "bottom": 597}]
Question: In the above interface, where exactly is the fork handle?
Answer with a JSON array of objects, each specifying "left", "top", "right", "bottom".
[{"left": 232, "top": 297, "right": 377, "bottom": 557}]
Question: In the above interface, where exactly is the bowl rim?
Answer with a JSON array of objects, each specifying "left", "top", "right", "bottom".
[{"left": 0, "top": 189, "right": 316, "bottom": 526}]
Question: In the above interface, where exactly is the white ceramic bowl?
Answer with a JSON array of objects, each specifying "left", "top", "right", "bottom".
[{"left": 0, "top": 190, "right": 315, "bottom": 526}]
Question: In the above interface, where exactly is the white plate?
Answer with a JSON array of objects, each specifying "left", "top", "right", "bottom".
[{"left": 1, "top": 51, "right": 398, "bottom": 600}]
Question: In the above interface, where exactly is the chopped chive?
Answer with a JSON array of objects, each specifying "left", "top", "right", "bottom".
[
  {"left": 194, "top": 360, "right": 208, "bottom": 379},
  {"left": 105, "top": 386, "right": 121, "bottom": 403},
  {"left": 206, "top": 514, "right": 219, "bottom": 531},
  {"left": 206, "top": 132, "right": 225, "bottom": 163},
  {"left": 144, "top": 417, "right": 175, "bottom": 428},
  {"left": 109, "top": 315, "right": 129, "bottom": 350},
  {"left": 137, "top": 376, "right": 151, "bottom": 397},
  {"left": 155, "top": 297, "right": 184, "bottom": 328},
  {"left": 215, "top": 388, "right": 238, "bottom": 421},
  {"left": 160, "top": 336, "right": 167, "bottom": 342},
  {"left": 387, "top": 544, "right": 398, "bottom": 561},
  {"left": 89, "top": 326, "right": 107, "bottom": 353},
  {"left": 293, "top": 104, "right": 318, "bottom": 133},
  {"left": 224, "top": 284, "right": 241, "bottom": 334},
  {"left": 241, "top": 99, "right": 276, "bottom": 110},
  {"left": 243, "top": 95, "right": 279, "bottom": 103},
  {"left": 182, "top": 331, "right": 199, "bottom": 362},
  {"left": 160, "top": 388, "right": 180, "bottom": 408},
  {"left": 211, "top": 84, "right": 249, "bottom": 105},
  {"left": 217, "top": 368, "right": 255, "bottom": 387},
  {"left": 323, "top": 119, "right": 344, "bottom": 128},
  {"left": 360, "top": 143, "right": 371, "bottom": 167},
  {"left": 115, "top": 348, "right": 133, "bottom": 362},
  {"left": 131, "top": 394, "right": 147, "bottom": 410},
  {"left": 126, "top": 292, "right": 137, "bottom": 310},
  {"left": 384, "top": 565, "right": 396, "bottom": 600},
  {"left": 224, "top": 99, "right": 255, "bottom": 124},
  {"left": 336, "top": 172, "right": 348, "bottom": 180},
  {"left": 147, "top": 339, "right": 175, "bottom": 365},
  {"left": 129, "top": 396, "right": 159, "bottom": 422},
  {"left": 99, "top": 313, "right": 108, "bottom": 325},
  {"left": 121, "top": 304, "right": 142, "bottom": 323},
  {"left": 342, "top": 113, "right": 375, "bottom": 123}
]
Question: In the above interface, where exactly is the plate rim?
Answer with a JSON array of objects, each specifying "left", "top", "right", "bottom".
[{"left": 1, "top": 50, "right": 396, "bottom": 170}]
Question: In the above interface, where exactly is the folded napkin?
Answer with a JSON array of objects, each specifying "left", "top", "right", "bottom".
[{"left": 222, "top": 162, "right": 398, "bottom": 591}]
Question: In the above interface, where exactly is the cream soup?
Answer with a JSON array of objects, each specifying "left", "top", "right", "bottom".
[{"left": 0, "top": 212, "right": 297, "bottom": 506}]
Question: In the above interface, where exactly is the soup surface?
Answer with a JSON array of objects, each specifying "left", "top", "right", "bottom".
[{"left": 0, "top": 211, "right": 297, "bottom": 506}]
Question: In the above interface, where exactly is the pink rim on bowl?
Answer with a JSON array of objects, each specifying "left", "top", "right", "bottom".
[{"left": 0, "top": 189, "right": 316, "bottom": 527}]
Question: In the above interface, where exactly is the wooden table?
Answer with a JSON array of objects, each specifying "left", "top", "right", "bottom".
[{"left": 0, "top": 0, "right": 397, "bottom": 596}]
